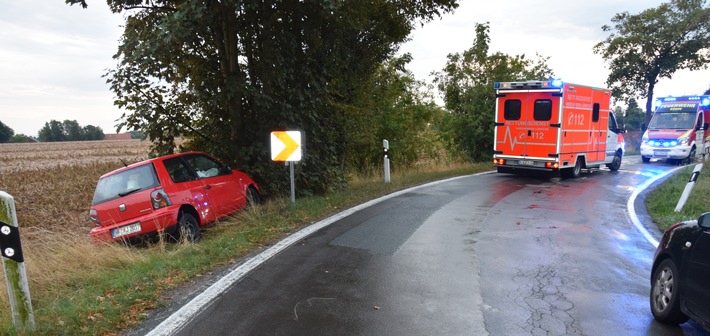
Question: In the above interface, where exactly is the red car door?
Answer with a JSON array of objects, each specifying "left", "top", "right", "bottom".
[{"left": 183, "top": 153, "right": 246, "bottom": 217}]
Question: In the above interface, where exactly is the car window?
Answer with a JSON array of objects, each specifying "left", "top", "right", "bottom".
[
  {"left": 92, "top": 164, "right": 159, "bottom": 205},
  {"left": 163, "top": 157, "right": 198, "bottom": 183},
  {"left": 184, "top": 154, "right": 229, "bottom": 179}
]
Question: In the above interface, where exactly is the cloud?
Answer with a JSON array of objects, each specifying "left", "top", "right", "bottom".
[
  {"left": 400, "top": 0, "right": 710, "bottom": 105},
  {"left": 0, "top": 0, "right": 123, "bottom": 136}
]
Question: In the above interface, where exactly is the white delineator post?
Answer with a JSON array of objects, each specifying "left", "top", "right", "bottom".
[
  {"left": 383, "top": 139, "right": 391, "bottom": 184},
  {"left": 675, "top": 164, "right": 703, "bottom": 212},
  {"left": 0, "top": 191, "right": 34, "bottom": 332},
  {"left": 697, "top": 127, "right": 705, "bottom": 161}
]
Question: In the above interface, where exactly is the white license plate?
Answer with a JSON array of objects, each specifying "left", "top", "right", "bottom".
[
  {"left": 654, "top": 150, "right": 669, "bottom": 157},
  {"left": 518, "top": 160, "right": 534, "bottom": 166},
  {"left": 112, "top": 222, "right": 141, "bottom": 238}
]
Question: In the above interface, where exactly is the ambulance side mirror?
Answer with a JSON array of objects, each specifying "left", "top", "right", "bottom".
[
  {"left": 703, "top": 123, "right": 708, "bottom": 131},
  {"left": 641, "top": 123, "right": 647, "bottom": 133}
]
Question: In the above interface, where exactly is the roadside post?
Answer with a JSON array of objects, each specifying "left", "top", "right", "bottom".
[
  {"left": 0, "top": 191, "right": 35, "bottom": 332},
  {"left": 675, "top": 164, "right": 703, "bottom": 212},
  {"left": 383, "top": 139, "right": 390, "bottom": 184},
  {"left": 270, "top": 131, "right": 302, "bottom": 205},
  {"left": 696, "top": 127, "right": 704, "bottom": 161}
]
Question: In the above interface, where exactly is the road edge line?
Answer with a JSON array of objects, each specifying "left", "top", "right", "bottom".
[
  {"left": 626, "top": 166, "right": 684, "bottom": 248},
  {"left": 145, "top": 171, "right": 493, "bottom": 336}
]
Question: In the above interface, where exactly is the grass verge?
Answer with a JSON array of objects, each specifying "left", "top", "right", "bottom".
[
  {"left": 0, "top": 162, "right": 491, "bottom": 335},
  {"left": 646, "top": 162, "right": 710, "bottom": 232}
]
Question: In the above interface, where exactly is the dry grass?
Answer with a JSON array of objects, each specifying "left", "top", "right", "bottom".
[
  {"left": 0, "top": 139, "right": 482, "bottom": 334},
  {"left": 0, "top": 140, "right": 153, "bottom": 330}
]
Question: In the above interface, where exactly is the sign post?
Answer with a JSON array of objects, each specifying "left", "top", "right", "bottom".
[
  {"left": 0, "top": 191, "right": 34, "bottom": 332},
  {"left": 271, "top": 131, "right": 302, "bottom": 205}
]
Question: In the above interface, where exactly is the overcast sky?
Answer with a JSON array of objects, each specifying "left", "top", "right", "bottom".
[{"left": 1, "top": 1, "right": 709, "bottom": 137}]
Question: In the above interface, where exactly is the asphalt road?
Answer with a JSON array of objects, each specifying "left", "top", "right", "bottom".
[{"left": 137, "top": 157, "right": 710, "bottom": 336}]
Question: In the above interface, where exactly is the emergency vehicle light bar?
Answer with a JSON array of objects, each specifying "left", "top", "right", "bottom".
[
  {"left": 655, "top": 95, "right": 710, "bottom": 108},
  {"left": 494, "top": 79, "right": 563, "bottom": 90}
]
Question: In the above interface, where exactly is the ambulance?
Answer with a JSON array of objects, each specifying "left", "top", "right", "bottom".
[
  {"left": 640, "top": 95, "right": 710, "bottom": 164},
  {"left": 492, "top": 79, "right": 625, "bottom": 178}
]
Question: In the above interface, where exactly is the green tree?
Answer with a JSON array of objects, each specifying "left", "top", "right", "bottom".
[
  {"left": 343, "top": 54, "right": 443, "bottom": 172},
  {"left": 63, "top": 120, "right": 83, "bottom": 141},
  {"left": 622, "top": 98, "right": 645, "bottom": 131},
  {"left": 434, "top": 22, "right": 553, "bottom": 161},
  {"left": 594, "top": 0, "right": 710, "bottom": 125},
  {"left": 38, "top": 120, "right": 65, "bottom": 142},
  {"left": 82, "top": 125, "right": 104, "bottom": 140},
  {"left": 0, "top": 121, "right": 14, "bottom": 143},
  {"left": 129, "top": 130, "right": 144, "bottom": 140},
  {"left": 67, "top": 0, "right": 458, "bottom": 194},
  {"left": 9, "top": 134, "right": 34, "bottom": 143}
]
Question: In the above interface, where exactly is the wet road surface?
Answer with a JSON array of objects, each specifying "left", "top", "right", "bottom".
[{"left": 142, "top": 158, "right": 710, "bottom": 335}]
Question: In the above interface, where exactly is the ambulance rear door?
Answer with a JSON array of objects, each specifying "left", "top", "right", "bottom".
[{"left": 494, "top": 90, "right": 561, "bottom": 160}]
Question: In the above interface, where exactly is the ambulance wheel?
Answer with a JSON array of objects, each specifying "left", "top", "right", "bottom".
[
  {"left": 607, "top": 152, "right": 622, "bottom": 171},
  {"left": 685, "top": 147, "right": 696, "bottom": 165},
  {"left": 642, "top": 156, "right": 651, "bottom": 163},
  {"left": 562, "top": 159, "right": 582, "bottom": 178}
]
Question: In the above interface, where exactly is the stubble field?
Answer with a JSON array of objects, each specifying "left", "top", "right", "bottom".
[
  {"left": 0, "top": 140, "right": 153, "bottom": 232},
  {"left": 0, "top": 140, "right": 154, "bottom": 333}
]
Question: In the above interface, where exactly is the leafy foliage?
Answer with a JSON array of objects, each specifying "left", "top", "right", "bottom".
[
  {"left": 67, "top": 0, "right": 458, "bottom": 195},
  {"left": 433, "top": 22, "right": 553, "bottom": 162},
  {"left": 618, "top": 98, "right": 645, "bottom": 131},
  {"left": 594, "top": 0, "right": 710, "bottom": 123},
  {"left": 0, "top": 121, "right": 14, "bottom": 143},
  {"left": 9, "top": 134, "right": 34, "bottom": 143},
  {"left": 38, "top": 120, "right": 104, "bottom": 142},
  {"left": 342, "top": 54, "right": 445, "bottom": 172}
]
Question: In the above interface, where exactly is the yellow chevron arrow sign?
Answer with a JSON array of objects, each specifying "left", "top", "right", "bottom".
[{"left": 270, "top": 131, "right": 302, "bottom": 162}]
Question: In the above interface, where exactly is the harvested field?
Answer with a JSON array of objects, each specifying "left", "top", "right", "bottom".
[
  {"left": 0, "top": 140, "right": 157, "bottom": 333},
  {"left": 0, "top": 140, "right": 153, "bottom": 232}
]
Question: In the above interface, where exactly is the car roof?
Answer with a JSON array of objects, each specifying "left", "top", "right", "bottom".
[{"left": 98, "top": 151, "right": 208, "bottom": 179}]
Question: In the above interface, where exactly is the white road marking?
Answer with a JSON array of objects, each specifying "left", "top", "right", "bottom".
[
  {"left": 626, "top": 166, "right": 684, "bottom": 248},
  {"left": 145, "top": 172, "right": 492, "bottom": 336},
  {"left": 146, "top": 164, "right": 680, "bottom": 335}
]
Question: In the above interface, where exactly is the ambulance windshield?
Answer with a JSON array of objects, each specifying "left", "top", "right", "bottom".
[{"left": 648, "top": 111, "right": 696, "bottom": 130}]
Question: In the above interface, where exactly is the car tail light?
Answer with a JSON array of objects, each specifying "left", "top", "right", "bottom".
[
  {"left": 493, "top": 158, "right": 506, "bottom": 165},
  {"left": 89, "top": 209, "right": 100, "bottom": 226},
  {"left": 545, "top": 162, "right": 560, "bottom": 169},
  {"left": 150, "top": 189, "right": 172, "bottom": 210},
  {"left": 666, "top": 222, "right": 684, "bottom": 233}
]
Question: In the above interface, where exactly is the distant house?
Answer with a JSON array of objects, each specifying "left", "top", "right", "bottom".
[{"left": 103, "top": 133, "right": 133, "bottom": 141}]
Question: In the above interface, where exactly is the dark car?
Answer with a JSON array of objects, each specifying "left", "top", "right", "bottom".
[
  {"left": 89, "top": 151, "right": 261, "bottom": 243},
  {"left": 650, "top": 212, "right": 710, "bottom": 330}
]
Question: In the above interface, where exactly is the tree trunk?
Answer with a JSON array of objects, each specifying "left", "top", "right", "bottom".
[
  {"left": 211, "top": 1, "right": 245, "bottom": 166},
  {"left": 645, "top": 79, "right": 656, "bottom": 127}
]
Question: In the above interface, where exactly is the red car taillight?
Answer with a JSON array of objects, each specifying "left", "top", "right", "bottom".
[
  {"left": 150, "top": 189, "right": 172, "bottom": 210},
  {"left": 89, "top": 209, "right": 100, "bottom": 226}
]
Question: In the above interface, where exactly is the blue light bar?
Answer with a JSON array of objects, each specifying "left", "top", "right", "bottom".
[
  {"left": 702, "top": 98, "right": 710, "bottom": 107},
  {"left": 551, "top": 79, "right": 563, "bottom": 88},
  {"left": 494, "top": 82, "right": 500, "bottom": 89}
]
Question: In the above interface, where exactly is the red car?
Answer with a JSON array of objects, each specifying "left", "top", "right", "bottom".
[{"left": 89, "top": 152, "right": 261, "bottom": 243}]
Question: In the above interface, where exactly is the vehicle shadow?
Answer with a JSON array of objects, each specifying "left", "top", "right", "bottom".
[{"left": 647, "top": 319, "right": 710, "bottom": 336}]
